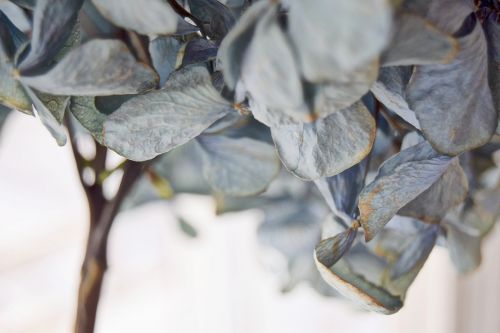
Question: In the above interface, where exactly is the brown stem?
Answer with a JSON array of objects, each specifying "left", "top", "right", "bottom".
[
  {"left": 67, "top": 121, "right": 146, "bottom": 333},
  {"left": 75, "top": 161, "right": 143, "bottom": 333}
]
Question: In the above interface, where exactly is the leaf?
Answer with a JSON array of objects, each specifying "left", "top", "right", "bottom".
[
  {"left": 258, "top": 200, "right": 324, "bottom": 258},
  {"left": 272, "top": 102, "right": 375, "bottom": 180},
  {"left": 314, "top": 247, "right": 403, "bottom": 314},
  {"left": 381, "top": 13, "right": 458, "bottom": 67},
  {"left": 407, "top": 17, "right": 497, "bottom": 155},
  {"left": 399, "top": 158, "right": 468, "bottom": 223},
  {"left": 22, "top": 84, "right": 67, "bottom": 145},
  {"left": 314, "top": 159, "right": 367, "bottom": 218},
  {"left": 0, "top": 10, "right": 27, "bottom": 59},
  {"left": 35, "top": 91, "right": 68, "bottom": 123},
  {"left": 0, "top": 104, "right": 11, "bottom": 132},
  {"left": 21, "top": 39, "right": 158, "bottom": 96},
  {"left": 149, "top": 36, "right": 181, "bottom": 87},
  {"left": 196, "top": 135, "right": 280, "bottom": 196},
  {"left": 69, "top": 96, "right": 106, "bottom": 143},
  {"left": 182, "top": 38, "right": 218, "bottom": 67},
  {"left": 444, "top": 218, "right": 481, "bottom": 273},
  {"left": 0, "top": 10, "right": 31, "bottom": 114},
  {"left": 17, "top": 0, "right": 84, "bottom": 75},
  {"left": 390, "top": 225, "right": 438, "bottom": 279},
  {"left": 286, "top": 0, "right": 392, "bottom": 82},
  {"left": 315, "top": 227, "right": 358, "bottom": 268},
  {"left": 103, "top": 66, "right": 234, "bottom": 161},
  {"left": 312, "top": 61, "right": 378, "bottom": 118},
  {"left": 483, "top": 13, "right": 500, "bottom": 120},
  {"left": 240, "top": 4, "right": 305, "bottom": 117},
  {"left": 9, "top": 0, "right": 36, "bottom": 10},
  {"left": 217, "top": 0, "right": 268, "bottom": 89},
  {"left": 92, "top": 0, "right": 177, "bottom": 35},
  {"left": 188, "top": 0, "right": 235, "bottom": 40},
  {"left": 370, "top": 66, "right": 420, "bottom": 129},
  {"left": 178, "top": 217, "right": 198, "bottom": 238},
  {"left": 358, "top": 141, "right": 453, "bottom": 241}
]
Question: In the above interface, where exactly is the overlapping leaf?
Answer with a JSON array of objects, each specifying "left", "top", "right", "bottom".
[
  {"left": 188, "top": 0, "right": 235, "bottom": 40},
  {"left": 92, "top": 0, "right": 177, "bottom": 35},
  {"left": 17, "top": 0, "right": 84, "bottom": 75},
  {"left": 381, "top": 13, "right": 458, "bottom": 67},
  {"left": 314, "top": 159, "right": 367, "bottom": 218},
  {"left": 358, "top": 141, "right": 453, "bottom": 241},
  {"left": 286, "top": 0, "right": 392, "bottom": 82},
  {"left": 196, "top": 135, "right": 280, "bottom": 196},
  {"left": 103, "top": 66, "right": 234, "bottom": 161},
  {"left": 149, "top": 36, "right": 181, "bottom": 87},
  {"left": 407, "top": 16, "right": 497, "bottom": 155},
  {"left": 218, "top": 0, "right": 268, "bottom": 89},
  {"left": 272, "top": 102, "right": 375, "bottom": 180},
  {"left": 21, "top": 39, "right": 158, "bottom": 96},
  {"left": 370, "top": 66, "right": 420, "bottom": 129},
  {"left": 399, "top": 158, "right": 468, "bottom": 223},
  {"left": 240, "top": 5, "right": 306, "bottom": 121}
]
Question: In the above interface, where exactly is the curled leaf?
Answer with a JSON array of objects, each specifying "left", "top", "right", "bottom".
[{"left": 358, "top": 141, "right": 453, "bottom": 241}]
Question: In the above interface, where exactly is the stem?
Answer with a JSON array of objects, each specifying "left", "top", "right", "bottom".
[
  {"left": 67, "top": 122, "right": 146, "bottom": 333},
  {"left": 75, "top": 161, "right": 143, "bottom": 333}
]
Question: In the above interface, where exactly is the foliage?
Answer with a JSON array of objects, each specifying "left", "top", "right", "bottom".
[{"left": 0, "top": 0, "right": 499, "bottom": 324}]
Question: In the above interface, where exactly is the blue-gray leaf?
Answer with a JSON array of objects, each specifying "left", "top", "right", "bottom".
[
  {"left": 197, "top": 134, "right": 280, "bottom": 196},
  {"left": 359, "top": 141, "right": 453, "bottom": 241},
  {"left": 21, "top": 39, "right": 158, "bottom": 96},
  {"left": 92, "top": 0, "right": 177, "bottom": 35},
  {"left": 17, "top": 0, "right": 84, "bottom": 75},
  {"left": 103, "top": 66, "right": 234, "bottom": 161},
  {"left": 272, "top": 102, "right": 375, "bottom": 180}
]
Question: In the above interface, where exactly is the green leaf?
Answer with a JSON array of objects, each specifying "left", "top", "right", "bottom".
[
  {"left": 272, "top": 102, "right": 375, "bottom": 180},
  {"left": 196, "top": 135, "right": 280, "bottom": 196},
  {"left": 92, "top": 0, "right": 177, "bottom": 35},
  {"left": 358, "top": 141, "right": 452, "bottom": 241},
  {"left": 69, "top": 96, "right": 106, "bottom": 143},
  {"left": 103, "top": 66, "right": 233, "bottom": 161},
  {"left": 21, "top": 39, "right": 158, "bottom": 96}
]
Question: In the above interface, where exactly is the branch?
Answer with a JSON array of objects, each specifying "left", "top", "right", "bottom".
[{"left": 74, "top": 160, "right": 146, "bottom": 333}]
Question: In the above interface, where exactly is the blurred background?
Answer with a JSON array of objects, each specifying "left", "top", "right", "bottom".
[{"left": 1, "top": 112, "right": 499, "bottom": 333}]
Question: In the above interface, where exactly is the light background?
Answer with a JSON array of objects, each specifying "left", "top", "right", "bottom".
[{"left": 0, "top": 113, "right": 499, "bottom": 333}]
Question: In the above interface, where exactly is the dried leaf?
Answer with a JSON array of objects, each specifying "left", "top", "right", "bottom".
[
  {"left": 103, "top": 66, "right": 233, "bottom": 161},
  {"left": 21, "top": 39, "right": 158, "bottom": 96},
  {"left": 92, "top": 0, "right": 177, "bottom": 35},
  {"left": 17, "top": 0, "right": 84, "bottom": 75},
  {"left": 272, "top": 102, "right": 375, "bottom": 180},
  {"left": 358, "top": 141, "right": 453, "bottom": 241}
]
